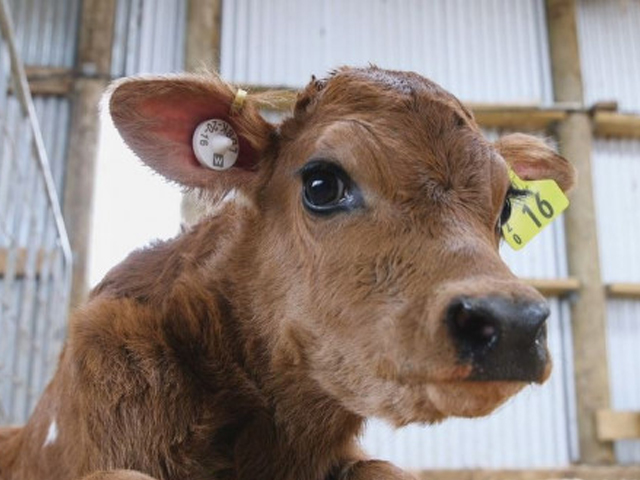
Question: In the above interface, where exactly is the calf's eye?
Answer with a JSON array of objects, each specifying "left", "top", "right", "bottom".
[
  {"left": 499, "top": 199, "right": 512, "bottom": 227},
  {"left": 300, "top": 160, "right": 363, "bottom": 215},
  {"left": 498, "top": 187, "right": 529, "bottom": 231},
  {"left": 304, "top": 170, "right": 345, "bottom": 207}
]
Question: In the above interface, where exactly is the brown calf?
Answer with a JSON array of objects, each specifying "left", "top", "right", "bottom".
[{"left": 0, "top": 66, "right": 575, "bottom": 480}]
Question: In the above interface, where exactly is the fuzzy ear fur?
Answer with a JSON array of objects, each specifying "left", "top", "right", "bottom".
[
  {"left": 293, "top": 75, "right": 328, "bottom": 118},
  {"left": 495, "top": 133, "right": 576, "bottom": 192},
  {"left": 108, "top": 74, "right": 275, "bottom": 193}
]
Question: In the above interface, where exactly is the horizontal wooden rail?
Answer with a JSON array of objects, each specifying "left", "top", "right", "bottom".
[
  {"left": 414, "top": 466, "right": 640, "bottom": 480},
  {"left": 596, "top": 409, "right": 640, "bottom": 441},
  {"left": 19, "top": 67, "right": 640, "bottom": 138},
  {"left": 471, "top": 107, "right": 567, "bottom": 131},
  {"left": 594, "top": 111, "right": 640, "bottom": 140},
  {"left": 23, "top": 66, "right": 74, "bottom": 95},
  {"left": 0, "top": 249, "right": 581, "bottom": 296},
  {"left": 606, "top": 282, "right": 640, "bottom": 299},
  {"left": 523, "top": 277, "right": 580, "bottom": 297},
  {"left": 0, "top": 248, "right": 52, "bottom": 279}
]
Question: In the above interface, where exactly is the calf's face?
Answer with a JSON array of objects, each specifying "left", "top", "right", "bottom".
[{"left": 110, "top": 67, "right": 575, "bottom": 427}]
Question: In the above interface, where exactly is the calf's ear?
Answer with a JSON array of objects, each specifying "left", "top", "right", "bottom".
[
  {"left": 495, "top": 133, "right": 576, "bottom": 192},
  {"left": 108, "top": 74, "right": 275, "bottom": 194}
]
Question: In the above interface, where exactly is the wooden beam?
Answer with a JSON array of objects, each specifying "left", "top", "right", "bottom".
[
  {"left": 546, "top": 0, "right": 615, "bottom": 464},
  {"left": 546, "top": 0, "right": 583, "bottom": 103},
  {"left": 413, "top": 466, "right": 640, "bottom": 480},
  {"left": 0, "top": 249, "right": 52, "bottom": 279},
  {"left": 75, "top": 0, "right": 116, "bottom": 76},
  {"left": 21, "top": 67, "right": 640, "bottom": 139},
  {"left": 185, "top": 0, "right": 222, "bottom": 72},
  {"left": 594, "top": 111, "right": 640, "bottom": 139},
  {"left": 24, "top": 66, "right": 74, "bottom": 96},
  {"left": 596, "top": 410, "right": 640, "bottom": 441},
  {"left": 471, "top": 108, "right": 566, "bottom": 131},
  {"left": 524, "top": 277, "right": 580, "bottom": 297},
  {"left": 63, "top": 0, "right": 117, "bottom": 310},
  {"left": 607, "top": 283, "right": 640, "bottom": 299}
]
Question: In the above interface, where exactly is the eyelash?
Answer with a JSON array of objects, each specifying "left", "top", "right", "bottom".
[
  {"left": 507, "top": 186, "right": 530, "bottom": 201},
  {"left": 499, "top": 186, "right": 530, "bottom": 234}
]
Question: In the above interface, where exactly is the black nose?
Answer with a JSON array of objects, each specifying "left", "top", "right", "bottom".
[{"left": 446, "top": 296, "right": 550, "bottom": 382}]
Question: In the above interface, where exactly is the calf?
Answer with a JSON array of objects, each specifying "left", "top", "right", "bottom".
[{"left": 0, "top": 66, "right": 575, "bottom": 480}]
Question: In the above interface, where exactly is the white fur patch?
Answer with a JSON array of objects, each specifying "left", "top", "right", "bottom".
[
  {"left": 180, "top": 188, "right": 254, "bottom": 230},
  {"left": 43, "top": 420, "right": 58, "bottom": 447},
  {"left": 222, "top": 188, "right": 253, "bottom": 210}
]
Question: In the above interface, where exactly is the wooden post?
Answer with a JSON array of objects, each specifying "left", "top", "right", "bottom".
[
  {"left": 185, "top": 0, "right": 222, "bottom": 72},
  {"left": 63, "top": 0, "right": 117, "bottom": 309},
  {"left": 545, "top": 0, "right": 615, "bottom": 464}
]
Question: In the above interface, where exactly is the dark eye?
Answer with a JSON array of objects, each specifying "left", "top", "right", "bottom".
[
  {"left": 499, "top": 199, "right": 512, "bottom": 227},
  {"left": 498, "top": 187, "right": 529, "bottom": 231},
  {"left": 305, "top": 170, "right": 344, "bottom": 206},
  {"left": 300, "top": 161, "right": 363, "bottom": 215}
]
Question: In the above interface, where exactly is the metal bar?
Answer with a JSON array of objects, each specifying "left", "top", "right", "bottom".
[{"left": 0, "top": 0, "right": 72, "bottom": 269}]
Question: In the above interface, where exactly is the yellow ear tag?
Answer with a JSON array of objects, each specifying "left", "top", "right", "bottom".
[{"left": 502, "top": 170, "right": 570, "bottom": 250}]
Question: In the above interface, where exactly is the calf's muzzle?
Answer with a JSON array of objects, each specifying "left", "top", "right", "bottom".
[{"left": 447, "top": 296, "right": 550, "bottom": 382}]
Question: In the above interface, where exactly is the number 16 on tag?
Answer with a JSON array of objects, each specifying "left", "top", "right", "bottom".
[{"left": 502, "top": 170, "right": 570, "bottom": 251}]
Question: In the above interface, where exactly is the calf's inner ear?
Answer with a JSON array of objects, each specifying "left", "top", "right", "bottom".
[
  {"left": 495, "top": 133, "right": 577, "bottom": 192},
  {"left": 108, "top": 75, "right": 276, "bottom": 195}
]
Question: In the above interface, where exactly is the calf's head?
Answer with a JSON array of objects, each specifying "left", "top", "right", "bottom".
[{"left": 110, "top": 67, "right": 575, "bottom": 427}]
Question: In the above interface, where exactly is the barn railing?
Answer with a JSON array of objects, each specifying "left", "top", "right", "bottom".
[{"left": 0, "top": 0, "right": 72, "bottom": 424}]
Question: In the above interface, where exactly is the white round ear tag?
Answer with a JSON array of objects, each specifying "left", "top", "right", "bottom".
[{"left": 192, "top": 119, "right": 239, "bottom": 171}]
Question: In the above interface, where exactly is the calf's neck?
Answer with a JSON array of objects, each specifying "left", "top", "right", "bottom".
[{"left": 0, "top": 66, "right": 575, "bottom": 480}]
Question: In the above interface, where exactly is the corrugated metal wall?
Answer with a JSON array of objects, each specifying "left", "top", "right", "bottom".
[
  {"left": 592, "top": 138, "right": 640, "bottom": 464},
  {"left": 111, "top": 0, "right": 186, "bottom": 77},
  {"left": 221, "top": 0, "right": 554, "bottom": 104},
  {"left": 578, "top": 0, "right": 640, "bottom": 464},
  {"left": 219, "top": 0, "right": 578, "bottom": 465},
  {"left": 577, "top": 0, "right": 640, "bottom": 113},
  {"left": 1, "top": 0, "right": 188, "bottom": 426},
  {"left": 0, "top": 0, "right": 74, "bottom": 425},
  {"left": 7, "top": 0, "right": 78, "bottom": 192}
]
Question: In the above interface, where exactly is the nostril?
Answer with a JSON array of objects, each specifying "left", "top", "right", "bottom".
[
  {"left": 448, "top": 299, "right": 500, "bottom": 355},
  {"left": 528, "top": 302, "right": 551, "bottom": 333},
  {"left": 446, "top": 296, "right": 552, "bottom": 381}
]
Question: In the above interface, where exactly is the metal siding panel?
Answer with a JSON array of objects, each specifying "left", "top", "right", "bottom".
[
  {"left": 606, "top": 300, "right": 640, "bottom": 463},
  {"left": 593, "top": 138, "right": 640, "bottom": 283},
  {"left": 126, "top": 0, "right": 143, "bottom": 75},
  {"left": 8, "top": 0, "right": 80, "bottom": 67},
  {"left": 111, "top": 0, "right": 131, "bottom": 77},
  {"left": 139, "top": 0, "right": 154, "bottom": 73},
  {"left": 220, "top": 0, "right": 235, "bottom": 78},
  {"left": 592, "top": 138, "right": 640, "bottom": 462},
  {"left": 112, "top": 0, "right": 186, "bottom": 76},
  {"left": 172, "top": 0, "right": 186, "bottom": 72},
  {"left": 0, "top": 0, "right": 72, "bottom": 425},
  {"left": 577, "top": 0, "right": 640, "bottom": 113},
  {"left": 221, "top": 0, "right": 553, "bottom": 104},
  {"left": 33, "top": 96, "right": 71, "bottom": 196}
]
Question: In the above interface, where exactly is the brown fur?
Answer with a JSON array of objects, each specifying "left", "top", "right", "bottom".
[{"left": 0, "top": 67, "right": 575, "bottom": 480}]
